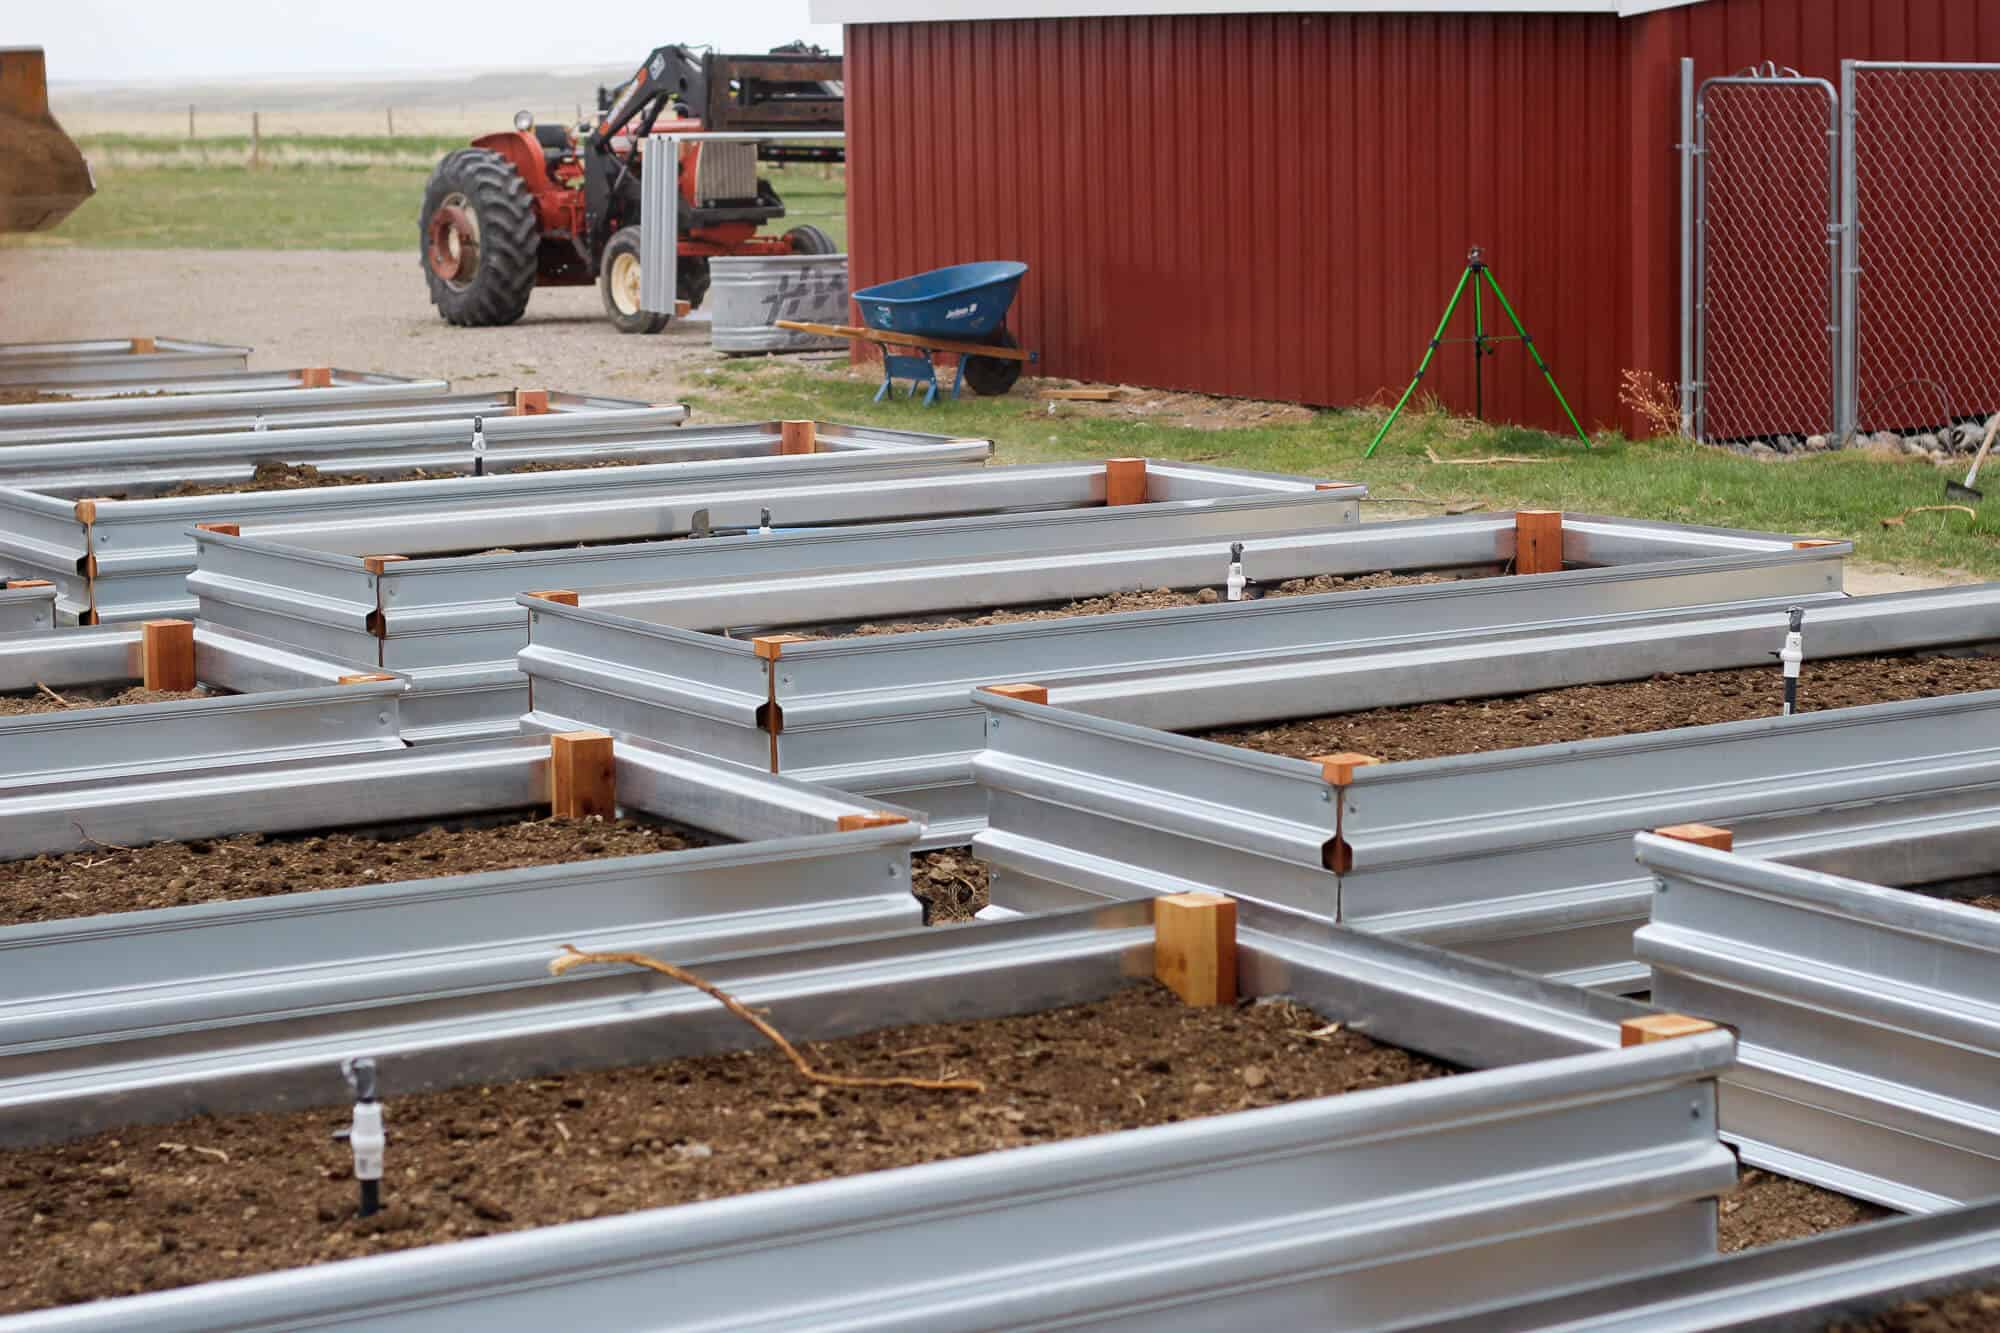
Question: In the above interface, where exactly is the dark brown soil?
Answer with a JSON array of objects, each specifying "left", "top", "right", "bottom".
[
  {"left": 913, "top": 848, "right": 989, "bottom": 922},
  {"left": 1718, "top": 1168, "right": 1890, "bottom": 1252},
  {"left": 0, "top": 685, "right": 216, "bottom": 717},
  {"left": 155, "top": 456, "right": 662, "bottom": 499},
  {"left": 817, "top": 570, "right": 1477, "bottom": 639},
  {"left": 1203, "top": 653, "right": 2000, "bottom": 764},
  {"left": 0, "top": 983, "right": 1450, "bottom": 1313},
  {"left": 0, "top": 816, "right": 718, "bottom": 927},
  {"left": 1831, "top": 1286, "right": 2000, "bottom": 1331}
]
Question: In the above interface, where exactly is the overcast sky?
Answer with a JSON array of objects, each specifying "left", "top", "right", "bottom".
[{"left": 22, "top": 0, "right": 842, "bottom": 83}]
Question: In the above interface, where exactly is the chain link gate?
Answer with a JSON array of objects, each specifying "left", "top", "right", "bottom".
[
  {"left": 1842, "top": 62, "right": 2000, "bottom": 446},
  {"left": 1691, "top": 67, "right": 1840, "bottom": 444}
]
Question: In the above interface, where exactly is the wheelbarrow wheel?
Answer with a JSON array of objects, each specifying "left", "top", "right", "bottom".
[{"left": 961, "top": 329, "right": 1023, "bottom": 397}]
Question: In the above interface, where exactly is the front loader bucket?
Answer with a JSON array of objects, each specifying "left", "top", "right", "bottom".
[{"left": 0, "top": 47, "right": 94, "bottom": 233}]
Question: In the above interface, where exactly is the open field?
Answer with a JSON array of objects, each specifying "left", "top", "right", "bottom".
[{"left": 6, "top": 138, "right": 847, "bottom": 253}]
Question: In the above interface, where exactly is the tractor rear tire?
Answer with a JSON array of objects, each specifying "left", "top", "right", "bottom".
[
  {"left": 785, "top": 224, "right": 838, "bottom": 255},
  {"left": 599, "top": 227, "right": 669, "bottom": 334},
  {"left": 420, "top": 149, "right": 539, "bottom": 327},
  {"left": 961, "top": 329, "right": 1024, "bottom": 397}
]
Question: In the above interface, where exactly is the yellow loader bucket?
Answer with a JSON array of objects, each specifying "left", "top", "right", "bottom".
[{"left": 0, "top": 47, "right": 93, "bottom": 232}]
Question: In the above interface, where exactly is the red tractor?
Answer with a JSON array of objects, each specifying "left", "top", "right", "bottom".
[{"left": 419, "top": 44, "right": 843, "bottom": 333}]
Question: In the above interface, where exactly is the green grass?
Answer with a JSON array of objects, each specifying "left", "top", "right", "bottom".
[
  {"left": 77, "top": 133, "right": 467, "bottom": 159},
  {"left": 684, "top": 366, "right": 2000, "bottom": 579},
  {"left": 32, "top": 163, "right": 431, "bottom": 250},
  {"left": 27, "top": 145, "right": 844, "bottom": 252}
]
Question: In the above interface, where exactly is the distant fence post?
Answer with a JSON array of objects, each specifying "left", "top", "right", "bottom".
[
  {"left": 386, "top": 106, "right": 394, "bottom": 136},
  {"left": 187, "top": 103, "right": 195, "bottom": 138},
  {"left": 251, "top": 111, "right": 261, "bottom": 168}
]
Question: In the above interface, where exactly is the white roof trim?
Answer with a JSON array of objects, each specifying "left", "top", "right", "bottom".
[{"left": 812, "top": 0, "right": 1708, "bottom": 23}]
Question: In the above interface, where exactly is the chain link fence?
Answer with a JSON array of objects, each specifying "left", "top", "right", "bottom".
[
  {"left": 1693, "top": 71, "right": 1839, "bottom": 444},
  {"left": 1686, "top": 61, "right": 2000, "bottom": 454},
  {"left": 1846, "top": 63, "right": 2000, "bottom": 447}
]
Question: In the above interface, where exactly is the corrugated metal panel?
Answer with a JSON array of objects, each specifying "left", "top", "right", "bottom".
[
  {"left": 850, "top": 0, "right": 2000, "bottom": 435},
  {"left": 848, "top": 13, "right": 1633, "bottom": 432}
]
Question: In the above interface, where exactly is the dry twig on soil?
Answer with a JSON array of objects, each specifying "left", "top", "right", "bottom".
[
  {"left": 33, "top": 681, "right": 71, "bottom": 708},
  {"left": 70, "top": 822, "right": 133, "bottom": 852},
  {"left": 549, "top": 944, "right": 985, "bottom": 1093},
  {"left": 1880, "top": 504, "right": 1977, "bottom": 528}
]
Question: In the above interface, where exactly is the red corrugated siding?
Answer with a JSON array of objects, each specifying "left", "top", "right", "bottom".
[{"left": 847, "top": 2, "right": 2000, "bottom": 434}]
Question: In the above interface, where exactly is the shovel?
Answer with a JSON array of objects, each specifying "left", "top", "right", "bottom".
[{"left": 1946, "top": 415, "right": 2000, "bottom": 504}]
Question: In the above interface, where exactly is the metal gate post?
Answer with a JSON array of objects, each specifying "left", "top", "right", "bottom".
[
  {"left": 1837, "top": 60, "right": 1859, "bottom": 443},
  {"left": 1680, "top": 58, "right": 1696, "bottom": 439}
]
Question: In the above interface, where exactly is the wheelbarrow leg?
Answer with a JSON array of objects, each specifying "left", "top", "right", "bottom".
[
  {"left": 949, "top": 352, "right": 966, "bottom": 400},
  {"left": 874, "top": 373, "right": 893, "bottom": 404}
]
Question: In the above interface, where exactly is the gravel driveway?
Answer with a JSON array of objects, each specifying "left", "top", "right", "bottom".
[{"left": 0, "top": 247, "right": 721, "bottom": 402}]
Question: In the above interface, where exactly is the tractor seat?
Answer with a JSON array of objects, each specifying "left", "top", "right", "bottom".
[{"left": 533, "top": 124, "right": 570, "bottom": 151}]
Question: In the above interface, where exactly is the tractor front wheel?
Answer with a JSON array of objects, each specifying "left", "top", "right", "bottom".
[
  {"left": 599, "top": 228, "right": 669, "bottom": 334},
  {"left": 785, "top": 224, "right": 838, "bottom": 255},
  {"left": 961, "top": 329, "right": 1024, "bottom": 397},
  {"left": 419, "top": 149, "right": 539, "bottom": 327}
]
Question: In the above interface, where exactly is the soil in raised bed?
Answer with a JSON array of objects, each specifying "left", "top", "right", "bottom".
[
  {"left": 1202, "top": 653, "right": 2000, "bottom": 765},
  {"left": 0, "top": 684, "right": 217, "bottom": 717},
  {"left": 0, "top": 983, "right": 1452, "bottom": 1313},
  {"left": 0, "top": 389, "right": 67, "bottom": 406},
  {"left": 791, "top": 569, "right": 1483, "bottom": 640},
  {"left": 0, "top": 815, "right": 719, "bottom": 927},
  {"left": 913, "top": 847, "right": 989, "bottom": 922},
  {"left": 151, "top": 456, "right": 669, "bottom": 499},
  {"left": 1830, "top": 1286, "right": 2000, "bottom": 1331},
  {"left": 1718, "top": 1167, "right": 1890, "bottom": 1252}
]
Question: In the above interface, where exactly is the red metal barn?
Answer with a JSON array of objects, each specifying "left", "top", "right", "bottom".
[{"left": 819, "top": 0, "right": 2000, "bottom": 436}]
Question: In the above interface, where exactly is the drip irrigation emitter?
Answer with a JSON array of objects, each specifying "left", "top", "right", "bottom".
[
  {"left": 1777, "top": 605, "right": 1806, "bottom": 715},
  {"left": 1227, "top": 542, "right": 1247, "bottom": 602},
  {"left": 331, "top": 1056, "right": 385, "bottom": 1217},
  {"left": 759, "top": 507, "right": 772, "bottom": 537},
  {"left": 471, "top": 415, "right": 487, "bottom": 477}
]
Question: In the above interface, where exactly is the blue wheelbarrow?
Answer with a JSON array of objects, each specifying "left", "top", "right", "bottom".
[{"left": 776, "top": 260, "right": 1036, "bottom": 406}]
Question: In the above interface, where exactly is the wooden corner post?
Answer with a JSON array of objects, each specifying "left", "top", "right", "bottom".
[
  {"left": 550, "top": 731, "right": 616, "bottom": 819},
  {"left": 1105, "top": 457, "right": 1147, "bottom": 506},
  {"left": 1155, "top": 893, "right": 1238, "bottom": 1006},
  {"left": 1654, "top": 823, "right": 1733, "bottom": 851},
  {"left": 141, "top": 619, "right": 196, "bottom": 691},
  {"left": 780, "top": 420, "right": 817, "bottom": 455},
  {"left": 1515, "top": 510, "right": 1563, "bottom": 575}
]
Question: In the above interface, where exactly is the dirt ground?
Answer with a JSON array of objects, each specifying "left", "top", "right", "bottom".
[
  {"left": 0, "top": 684, "right": 215, "bottom": 717},
  {"left": 0, "top": 984, "right": 1449, "bottom": 1313},
  {"left": 807, "top": 570, "right": 1476, "bottom": 640},
  {"left": 1204, "top": 653, "right": 2000, "bottom": 764},
  {"left": 0, "top": 250, "right": 720, "bottom": 405},
  {"left": 1719, "top": 1168, "right": 1889, "bottom": 1252},
  {"left": 912, "top": 848, "right": 987, "bottom": 921},
  {"left": 1832, "top": 1288, "right": 2000, "bottom": 1332},
  {"left": 0, "top": 816, "right": 715, "bottom": 926}
]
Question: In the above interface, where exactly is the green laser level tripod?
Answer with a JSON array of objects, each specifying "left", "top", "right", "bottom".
[{"left": 1364, "top": 247, "right": 1591, "bottom": 458}]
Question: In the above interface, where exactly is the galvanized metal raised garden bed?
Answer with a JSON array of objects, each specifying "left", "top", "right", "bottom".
[
  {"left": 0, "top": 580, "right": 55, "bottom": 633},
  {"left": 0, "top": 618, "right": 407, "bottom": 786},
  {"left": 969, "top": 584, "right": 2000, "bottom": 991},
  {"left": 0, "top": 422, "right": 990, "bottom": 625},
  {"left": 1636, "top": 818, "right": 2000, "bottom": 1213},
  {"left": 0, "top": 336, "right": 250, "bottom": 387},
  {"left": 190, "top": 461, "right": 1364, "bottom": 743},
  {"left": 1418, "top": 1195, "right": 2000, "bottom": 1333},
  {"left": 0, "top": 732, "right": 925, "bottom": 1125},
  {"left": 0, "top": 385, "right": 644, "bottom": 447},
  {"left": 0, "top": 894, "right": 1738, "bottom": 1331},
  {"left": 517, "top": 514, "right": 1845, "bottom": 843}
]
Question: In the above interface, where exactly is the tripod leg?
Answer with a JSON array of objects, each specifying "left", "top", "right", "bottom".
[
  {"left": 1473, "top": 272, "right": 1486, "bottom": 421},
  {"left": 1365, "top": 267, "right": 1474, "bottom": 459},
  {"left": 1480, "top": 267, "right": 1591, "bottom": 447}
]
